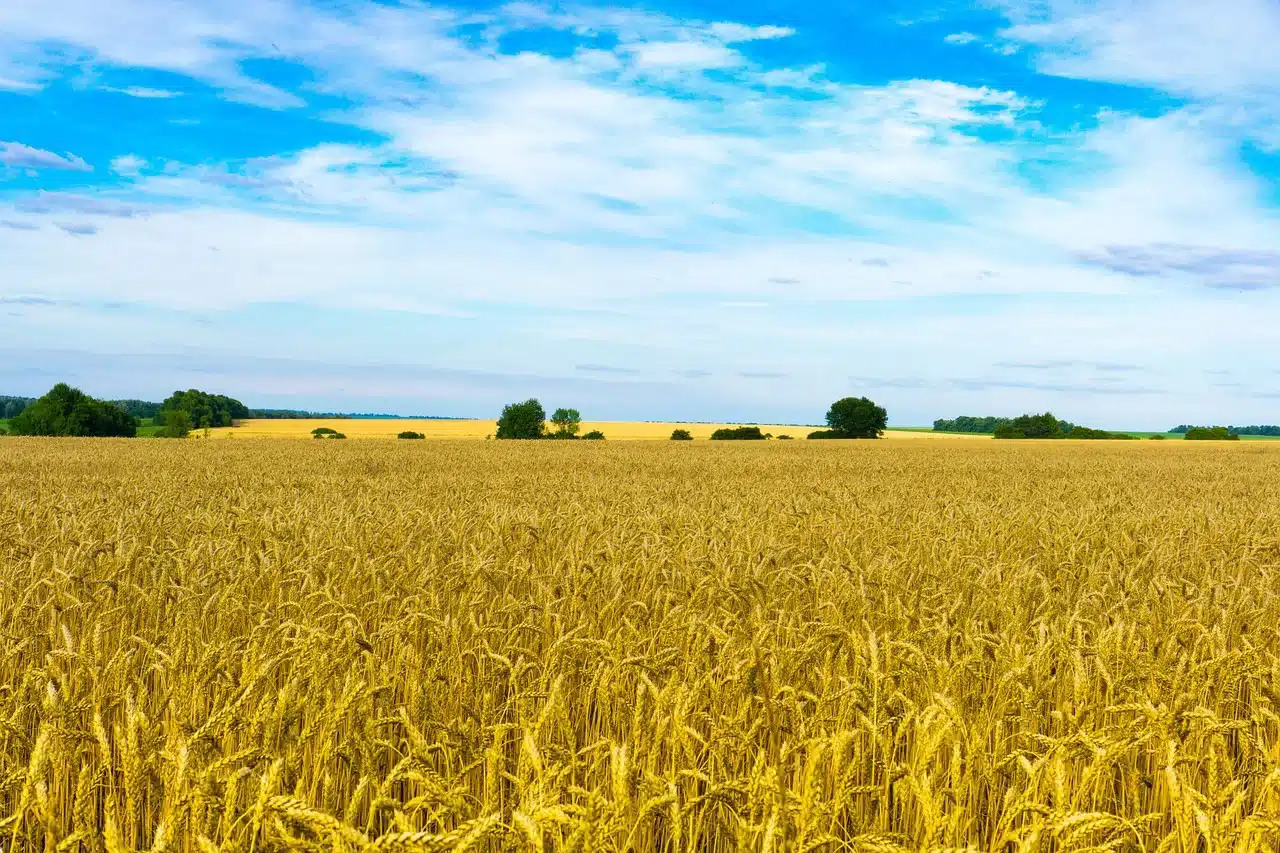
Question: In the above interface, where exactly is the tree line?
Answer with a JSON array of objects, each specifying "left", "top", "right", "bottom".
[
  {"left": 1171, "top": 424, "right": 1279, "bottom": 437},
  {"left": 2, "top": 383, "right": 251, "bottom": 438},
  {"left": 495, "top": 400, "right": 606, "bottom": 439}
]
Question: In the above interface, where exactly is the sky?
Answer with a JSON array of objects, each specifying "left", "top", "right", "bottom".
[{"left": 2, "top": 0, "right": 1279, "bottom": 428}]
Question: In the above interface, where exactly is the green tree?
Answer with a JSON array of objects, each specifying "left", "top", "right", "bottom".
[
  {"left": 670, "top": 429, "right": 693, "bottom": 441},
  {"left": 496, "top": 399, "right": 546, "bottom": 439},
  {"left": 825, "top": 396, "right": 887, "bottom": 438},
  {"left": 582, "top": 430, "right": 605, "bottom": 440},
  {"left": 1185, "top": 426, "right": 1239, "bottom": 441},
  {"left": 397, "top": 431, "right": 426, "bottom": 439},
  {"left": 550, "top": 407, "right": 581, "bottom": 437},
  {"left": 158, "top": 389, "right": 249, "bottom": 429},
  {"left": 8, "top": 383, "right": 138, "bottom": 437},
  {"left": 156, "top": 409, "right": 192, "bottom": 438}
]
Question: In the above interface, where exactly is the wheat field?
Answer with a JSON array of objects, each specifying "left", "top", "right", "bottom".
[{"left": 3, "top": 438, "right": 1280, "bottom": 852}]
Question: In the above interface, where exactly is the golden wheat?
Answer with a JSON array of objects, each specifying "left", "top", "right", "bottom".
[{"left": 2, "top": 438, "right": 1280, "bottom": 852}]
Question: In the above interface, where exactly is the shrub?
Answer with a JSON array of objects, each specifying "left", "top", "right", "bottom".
[
  {"left": 582, "top": 430, "right": 605, "bottom": 440},
  {"left": 551, "top": 408, "right": 581, "bottom": 437},
  {"left": 312, "top": 427, "right": 338, "bottom": 436},
  {"left": 711, "top": 426, "right": 766, "bottom": 440},
  {"left": 328, "top": 433, "right": 347, "bottom": 440},
  {"left": 1149, "top": 435, "right": 1166, "bottom": 440},
  {"left": 807, "top": 429, "right": 842, "bottom": 440},
  {"left": 156, "top": 409, "right": 192, "bottom": 439},
  {"left": 776, "top": 434, "right": 793, "bottom": 440},
  {"left": 1184, "top": 426, "right": 1239, "bottom": 441},
  {"left": 670, "top": 429, "right": 693, "bottom": 441},
  {"left": 397, "top": 431, "right": 426, "bottom": 440},
  {"left": 993, "top": 424, "right": 1027, "bottom": 440}
]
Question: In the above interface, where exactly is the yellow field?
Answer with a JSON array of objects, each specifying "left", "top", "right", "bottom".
[
  {"left": 206, "top": 419, "right": 990, "bottom": 440},
  {"left": 3, "top": 439, "right": 1279, "bottom": 851}
]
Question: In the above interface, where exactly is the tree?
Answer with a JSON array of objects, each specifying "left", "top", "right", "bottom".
[
  {"left": 582, "top": 430, "right": 605, "bottom": 440},
  {"left": 398, "top": 431, "right": 426, "bottom": 439},
  {"left": 8, "top": 383, "right": 138, "bottom": 437},
  {"left": 496, "top": 399, "right": 546, "bottom": 439},
  {"left": 776, "top": 434, "right": 794, "bottom": 440},
  {"left": 993, "top": 424, "right": 1026, "bottom": 439},
  {"left": 824, "top": 396, "right": 887, "bottom": 439},
  {"left": 312, "top": 427, "right": 338, "bottom": 436},
  {"left": 158, "top": 389, "right": 249, "bottom": 429},
  {"left": 550, "top": 407, "right": 581, "bottom": 437},
  {"left": 157, "top": 409, "right": 191, "bottom": 438},
  {"left": 1185, "top": 426, "right": 1239, "bottom": 441},
  {"left": 670, "top": 429, "right": 693, "bottom": 441}
]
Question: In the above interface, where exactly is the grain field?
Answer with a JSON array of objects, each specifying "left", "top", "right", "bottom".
[{"left": 2, "top": 438, "right": 1280, "bottom": 852}]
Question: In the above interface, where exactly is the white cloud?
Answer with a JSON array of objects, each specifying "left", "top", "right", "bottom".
[
  {"left": 104, "top": 85, "right": 181, "bottom": 98},
  {"left": 943, "top": 32, "right": 979, "bottom": 45},
  {"left": 110, "top": 154, "right": 146, "bottom": 175},
  {"left": 708, "top": 22, "right": 795, "bottom": 43},
  {"left": 0, "top": 141, "right": 91, "bottom": 171}
]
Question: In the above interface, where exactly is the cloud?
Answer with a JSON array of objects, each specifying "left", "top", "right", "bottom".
[
  {"left": 739, "top": 371, "right": 787, "bottom": 379},
  {"left": 111, "top": 155, "right": 146, "bottom": 176},
  {"left": 575, "top": 363, "right": 641, "bottom": 375},
  {"left": 944, "top": 32, "right": 980, "bottom": 45},
  {"left": 678, "top": 369, "right": 712, "bottom": 379},
  {"left": 104, "top": 86, "right": 181, "bottom": 99},
  {"left": 862, "top": 258, "right": 891, "bottom": 267},
  {"left": 0, "top": 141, "right": 91, "bottom": 171},
  {"left": 14, "top": 192, "right": 144, "bottom": 218},
  {"left": 56, "top": 222, "right": 99, "bottom": 236},
  {"left": 0, "top": 295, "right": 56, "bottom": 305},
  {"left": 993, "top": 361, "right": 1078, "bottom": 370},
  {"left": 1075, "top": 244, "right": 1280, "bottom": 290},
  {"left": 0, "top": 219, "right": 39, "bottom": 230},
  {"left": 708, "top": 23, "right": 796, "bottom": 43}
]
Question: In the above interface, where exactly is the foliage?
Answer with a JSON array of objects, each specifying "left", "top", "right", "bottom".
[
  {"left": 1185, "top": 426, "right": 1240, "bottom": 441},
  {"left": 776, "top": 434, "right": 794, "bottom": 440},
  {"left": 0, "top": 395, "right": 34, "bottom": 421},
  {"left": 932, "top": 415, "right": 1014, "bottom": 434},
  {"left": 670, "top": 429, "right": 693, "bottom": 441},
  {"left": 311, "top": 427, "right": 339, "bottom": 436},
  {"left": 824, "top": 396, "right": 887, "bottom": 438},
  {"left": 156, "top": 409, "right": 192, "bottom": 439},
  {"left": 1174, "top": 424, "right": 1280, "bottom": 437},
  {"left": 550, "top": 407, "right": 581, "bottom": 437},
  {"left": 993, "top": 424, "right": 1027, "bottom": 439},
  {"left": 158, "top": 389, "right": 249, "bottom": 429},
  {"left": 397, "top": 431, "right": 426, "bottom": 439},
  {"left": 807, "top": 429, "right": 844, "bottom": 439},
  {"left": 581, "top": 430, "right": 606, "bottom": 440},
  {"left": 710, "top": 426, "right": 766, "bottom": 440},
  {"left": 7, "top": 383, "right": 138, "bottom": 437},
  {"left": 111, "top": 399, "right": 162, "bottom": 419},
  {"left": 1149, "top": 435, "right": 1166, "bottom": 440},
  {"left": 4, "top": 441, "right": 1280, "bottom": 851},
  {"left": 1067, "top": 426, "right": 1138, "bottom": 440},
  {"left": 327, "top": 432, "right": 347, "bottom": 439},
  {"left": 495, "top": 398, "right": 546, "bottom": 439}
]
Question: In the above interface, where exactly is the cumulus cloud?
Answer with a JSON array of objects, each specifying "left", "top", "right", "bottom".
[
  {"left": 944, "top": 32, "right": 979, "bottom": 45},
  {"left": 0, "top": 141, "right": 91, "bottom": 171}
]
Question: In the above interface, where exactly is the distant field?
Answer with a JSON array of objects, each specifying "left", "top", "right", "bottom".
[{"left": 206, "top": 419, "right": 1006, "bottom": 440}]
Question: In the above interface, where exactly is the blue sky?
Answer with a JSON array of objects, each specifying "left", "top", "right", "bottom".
[{"left": 2, "top": 0, "right": 1279, "bottom": 427}]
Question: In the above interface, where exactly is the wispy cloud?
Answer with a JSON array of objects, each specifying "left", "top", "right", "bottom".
[
  {"left": 575, "top": 364, "right": 641, "bottom": 375},
  {"left": 1076, "top": 244, "right": 1280, "bottom": 290},
  {"left": 56, "top": 222, "right": 99, "bottom": 236},
  {"left": 103, "top": 86, "right": 181, "bottom": 99},
  {"left": 944, "top": 32, "right": 980, "bottom": 45},
  {"left": 0, "top": 219, "right": 39, "bottom": 231},
  {"left": 15, "top": 192, "right": 144, "bottom": 218},
  {"left": 0, "top": 141, "right": 91, "bottom": 171}
]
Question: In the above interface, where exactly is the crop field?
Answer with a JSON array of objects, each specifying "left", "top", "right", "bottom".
[
  {"left": 4, "top": 439, "right": 1280, "bottom": 852},
  {"left": 203, "top": 420, "right": 992, "bottom": 440}
]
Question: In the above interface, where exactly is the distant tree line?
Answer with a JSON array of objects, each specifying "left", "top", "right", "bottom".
[
  {"left": 1183, "top": 427, "right": 1239, "bottom": 441},
  {"left": 933, "top": 416, "right": 1013, "bottom": 434},
  {"left": 1171, "top": 424, "right": 1279, "bottom": 437},
  {"left": 992, "top": 412, "right": 1135, "bottom": 440},
  {"left": 1, "top": 395, "right": 35, "bottom": 420}
]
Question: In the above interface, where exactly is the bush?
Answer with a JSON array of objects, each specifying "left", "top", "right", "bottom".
[
  {"left": 312, "top": 427, "right": 338, "bottom": 436},
  {"left": 993, "top": 424, "right": 1027, "bottom": 439},
  {"left": 710, "top": 426, "right": 766, "bottom": 440},
  {"left": 156, "top": 409, "right": 192, "bottom": 439},
  {"left": 582, "top": 430, "right": 606, "bottom": 440},
  {"left": 670, "top": 429, "right": 693, "bottom": 441},
  {"left": 328, "top": 433, "right": 347, "bottom": 440},
  {"left": 1184, "top": 426, "right": 1239, "bottom": 441},
  {"left": 551, "top": 408, "right": 581, "bottom": 437},
  {"left": 1149, "top": 435, "right": 1166, "bottom": 440},
  {"left": 776, "top": 434, "right": 793, "bottom": 440},
  {"left": 807, "top": 429, "right": 843, "bottom": 440},
  {"left": 397, "top": 431, "right": 426, "bottom": 440}
]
